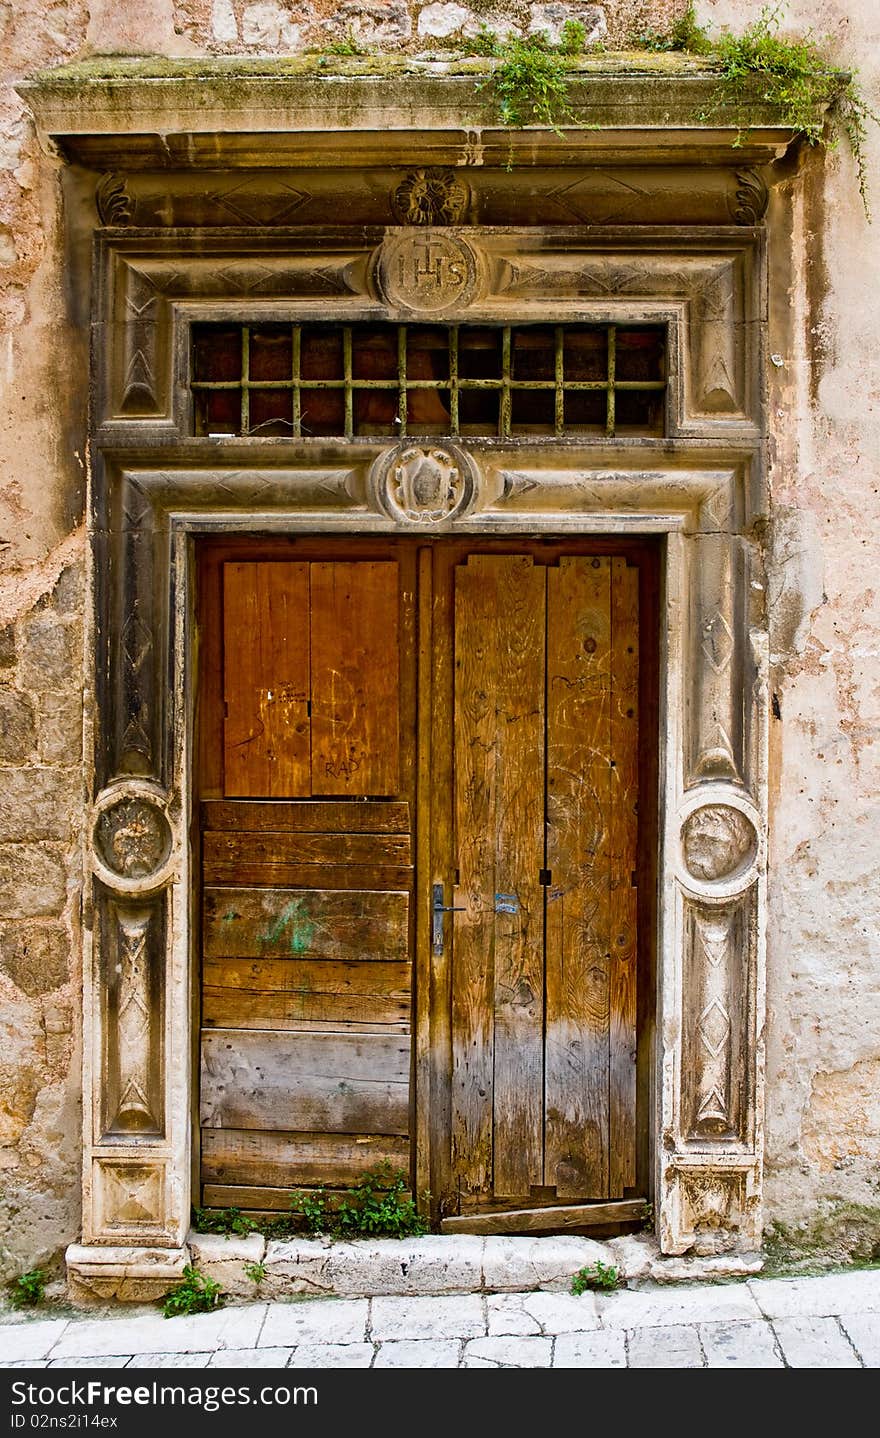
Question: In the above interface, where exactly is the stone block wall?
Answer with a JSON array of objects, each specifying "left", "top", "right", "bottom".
[{"left": 0, "top": 548, "right": 85, "bottom": 1275}]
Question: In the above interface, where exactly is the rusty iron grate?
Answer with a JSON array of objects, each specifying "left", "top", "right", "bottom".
[{"left": 191, "top": 322, "right": 667, "bottom": 440}]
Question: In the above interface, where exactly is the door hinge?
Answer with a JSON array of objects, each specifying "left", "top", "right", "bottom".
[{"left": 539, "top": 868, "right": 552, "bottom": 886}]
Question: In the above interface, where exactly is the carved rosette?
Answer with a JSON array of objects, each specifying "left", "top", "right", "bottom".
[
  {"left": 374, "top": 231, "right": 481, "bottom": 314},
  {"left": 370, "top": 443, "right": 478, "bottom": 527},
  {"left": 390, "top": 168, "right": 470, "bottom": 226},
  {"left": 92, "top": 782, "right": 174, "bottom": 894}
]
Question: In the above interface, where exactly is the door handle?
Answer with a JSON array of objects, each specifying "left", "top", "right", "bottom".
[{"left": 432, "top": 883, "right": 465, "bottom": 957}]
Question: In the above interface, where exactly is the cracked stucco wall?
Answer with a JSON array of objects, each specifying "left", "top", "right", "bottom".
[{"left": 0, "top": 0, "right": 878, "bottom": 1275}]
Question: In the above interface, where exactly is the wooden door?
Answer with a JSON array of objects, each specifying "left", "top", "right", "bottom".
[
  {"left": 196, "top": 545, "right": 416, "bottom": 1212},
  {"left": 196, "top": 538, "right": 654, "bottom": 1223},
  {"left": 433, "top": 545, "right": 650, "bottom": 1217}
]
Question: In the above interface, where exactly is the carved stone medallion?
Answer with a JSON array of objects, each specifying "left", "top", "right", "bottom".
[
  {"left": 371, "top": 443, "right": 478, "bottom": 526},
  {"left": 390, "top": 168, "right": 470, "bottom": 226},
  {"left": 93, "top": 787, "right": 173, "bottom": 891},
  {"left": 375, "top": 232, "right": 480, "bottom": 314},
  {"left": 682, "top": 803, "right": 757, "bottom": 882}
]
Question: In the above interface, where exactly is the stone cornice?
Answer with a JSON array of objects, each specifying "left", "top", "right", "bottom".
[{"left": 17, "top": 56, "right": 837, "bottom": 170}]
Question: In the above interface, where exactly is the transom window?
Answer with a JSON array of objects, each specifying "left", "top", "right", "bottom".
[{"left": 191, "top": 322, "right": 666, "bottom": 440}]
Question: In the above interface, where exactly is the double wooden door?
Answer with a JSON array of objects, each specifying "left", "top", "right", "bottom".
[{"left": 196, "top": 538, "right": 655, "bottom": 1224}]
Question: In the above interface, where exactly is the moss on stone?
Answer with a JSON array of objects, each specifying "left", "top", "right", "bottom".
[{"left": 764, "top": 1203, "right": 880, "bottom": 1276}]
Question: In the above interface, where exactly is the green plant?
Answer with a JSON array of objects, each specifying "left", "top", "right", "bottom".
[
  {"left": 290, "top": 1162, "right": 429, "bottom": 1240},
  {"left": 321, "top": 28, "right": 365, "bottom": 57},
  {"left": 571, "top": 1260, "right": 620, "bottom": 1294},
  {"left": 480, "top": 33, "right": 574, "bottom": 135},
  {"left": 161, "top": 1264, "right": 224, "bottom": 1318},
  {"left": 630, "top": 2, "right": 713, "bottom": 55},
  {"left": 7, "top": 1268, "right": 47, "bottom": 1309},
  {"left": 558, "top": 19, "right": 587, "bottom": 57},
  {"left": 192, "top": 1205, "right": 257, "bottom": 1237},
  {"left": 702, "top": 5, "right": 879, "bottom": 218},
  {"left": 244, "top": 1260, "right": 267, "bottom": 1285}
]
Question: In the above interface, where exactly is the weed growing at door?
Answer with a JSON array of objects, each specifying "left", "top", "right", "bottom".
[
  {"left": 161, "top": 1264, "right": 225, "bottom": 1318},
  {"left": 570, "top": 1260, "right": 620, "bottom": 1294},
  {"left": 192, "top": 1204, "right": 258, "bottom": 1237},
  {"left": 244, "top": 1260, "right": 267, "bottom": 1286},
  {"left": 6, "top": 1268, "right": 47, "bottom": 1309},
  {"left": 290, "top": 1162, "right": 429, "bottom": 1239}
]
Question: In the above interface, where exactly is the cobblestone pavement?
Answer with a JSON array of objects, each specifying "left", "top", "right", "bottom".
[{"left": 1, "top": 1269, "right": 878, "bottom": 1368}]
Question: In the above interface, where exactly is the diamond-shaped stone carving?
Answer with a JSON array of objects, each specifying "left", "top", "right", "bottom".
[
  {"left": 209, "top": 179, "right": 310, "bottom": 226},
  {"left": 701, "top": 610, "right": 734, "bottom": 674},
  {"left": 698, "top": 997, "right": 731, "bottom": 1057}
]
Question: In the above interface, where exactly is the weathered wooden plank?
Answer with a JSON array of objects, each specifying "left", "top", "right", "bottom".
[
  {"left": 203, "top": 860, "right": 414, "bottom": 892},
  {"left": 415, "top": 545, "right": 433, "bottom": 1210},
  {"left": 452, "top": 556, "right": 499, "bottom": 1204},
  {"left": 202, "top": 800, "right": 410, "bottom": 833},
  {"left": 609, "top": 557, "right": 640, "bottom": 1195},
  {"left": 546, "top": 557, "right": 612, "bottom": 1199},
  {"left": 202, "top": 1184, "right": 412, "bottom": 1211},
  {"left": 452, "top": 555, "right": 545, "bottom": 1204},
  {"left": 203, "top": 887, "right": 410, "bottom": 961},
  {"left": 201, "top": 1128, "right": 410, "bottom": 1189},
  {"left": 202, "top": 957, "right": 411, "bottom": 1029},
  {"left": 200, "top": 1029, "right": 410, "bottom": 1134},
  {"left": 203, "top": 830, "right": 411, "bottom": 869},
  {"left": 488, "top": 556, "right": 546, "bottom": 1199},
  {"left": 440, "top": 1198, "right": 648, "bottom": 1235},
  {"left": 310, "top": 561, "right": 400, "bottom": 797},
  {"left": 223, "top": 561, "right": 311, "bottom": 798}
]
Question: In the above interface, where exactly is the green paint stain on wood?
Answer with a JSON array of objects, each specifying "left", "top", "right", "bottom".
[{"left": 261, "top": 898, "right": 316, "bottom": 955}]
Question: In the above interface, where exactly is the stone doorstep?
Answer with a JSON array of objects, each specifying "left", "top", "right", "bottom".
[{"left": 66, "top": 1234, "right": 763, "bottom": 1306}]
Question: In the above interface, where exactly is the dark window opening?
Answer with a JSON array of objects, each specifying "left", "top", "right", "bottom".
[{"left": 191, "top": 322, "right": 667, "bottom": 440}]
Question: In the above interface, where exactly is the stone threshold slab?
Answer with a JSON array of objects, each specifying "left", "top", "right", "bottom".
[{"left": 67, "top": 1232, "right": 763, "bottom": 1304}]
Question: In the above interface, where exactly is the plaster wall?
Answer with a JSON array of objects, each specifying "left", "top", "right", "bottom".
[{"left": 0, "top": 0, "right": 877, "bottom": 1277}]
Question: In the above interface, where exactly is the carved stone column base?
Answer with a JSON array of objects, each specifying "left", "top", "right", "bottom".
[
  {"left": 66, "top": 1243, "right": 189, "bottom": 1303},
  {"left": 660, "top": 1159, "right": 762, "bottom": 1257}
]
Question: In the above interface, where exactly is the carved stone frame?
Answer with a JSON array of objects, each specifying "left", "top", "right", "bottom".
[{"left": 69, "top": 219, "right": 768, "bottom": 1294}]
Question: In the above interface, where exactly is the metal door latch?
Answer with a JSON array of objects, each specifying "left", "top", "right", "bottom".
[{"left": 432, "top": 883, "right": 465, "bottom": 956}]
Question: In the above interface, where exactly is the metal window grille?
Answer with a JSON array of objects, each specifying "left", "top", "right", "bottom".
[{"left": 191, "top": 322, "right": 666, "bottom": 440}]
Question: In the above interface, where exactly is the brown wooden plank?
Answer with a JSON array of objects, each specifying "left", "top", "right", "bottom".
[
  {"left": 202, "top": 1184, "right": 412, "bottom": 1211},
  {"left": 200, "top": 1028, "right": 410, "bottom": 1134},
  {"left": 202, "top": 800, "right": 410, "bottom": 833},
  {"left": 414, "top": 546, "right": 433, "bottom": 1213},
  {"left": 310, "top": 561, "right": 400, "bottom": 796},
  {"left": 452, "top": 555, "right": 545, "bottom": 1204},
  {"left": 609, "top": 558, "right": 639, "bottom": 1195},
  {"left": 203, "top": 860, "right": 414, "bottom": 891},
  {"left": 546, "top": 557, "right": 613, "bottom": 1199},
  {"left": 489, "top": 556, "right": 546, "bottom": 1199},
  {"left": 201, "top": 1128, "right": 410, "bottom": 1189},
  {"left": 202, "top": 957, "right": 410, "bottom": 1030},
  {"left": 203, "top": 887, "right": 410, "bottom": 962},
  {"left": 452, "top": 556, "right": 499, "bottom": 1204},
  {"left": 203, "top": 830, "right": 411, "bottom": 870},
  {"left": 223, "top": 561, "right": 311, "bottom": 798},
  {"left": 439, "top": 1198, "right": 648, "bottom": 1235}
]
